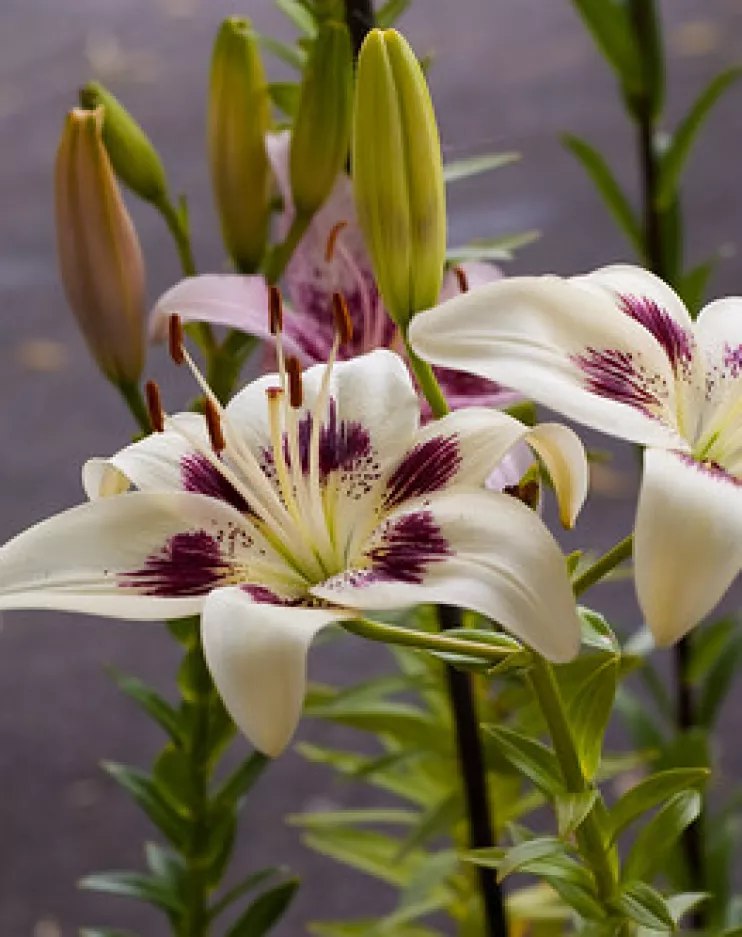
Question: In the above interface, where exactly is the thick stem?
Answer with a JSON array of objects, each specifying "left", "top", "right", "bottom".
[
  {"left": 343, "top": 0, "right": 375, "bottom": 62},
  {"left": 572, "top": 535, "right": 633, "bottom": 598},
  {"left": 182, "top": 636, "right": 213, "bottom": 937},
  {"left": 404, "top": 338, "right": 450, "bottom": 419},
  {"left": 528, "top": 655, "right": 617, "bottom": 901},
  {"left": 438, "top": 607, "right": 508, "bottom": 937}
]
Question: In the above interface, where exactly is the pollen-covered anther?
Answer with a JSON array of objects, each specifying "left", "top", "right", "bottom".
[
  {"left": 454, "top": 265, "right": 469, "bottom": 293},
  {"left": 145, "top": 379, "right": 165, "bottom": 433},
  {"left": 286, "top": 356, "right": 304, "bottom": 408},
  {"left": 268, "top": 285, "right": 283, "bottom": 335},
  {"left": 168, "top": 313, "right": 185, "bottom": 365},
  {"left": 332, "top": 292, "right": 353, "bottom": 345},
  {"left": 204, "top": 398, "right": 226, "bottom": 454},
  {"left": 325, "top": 220, "right": 348, "bottom": 262}
]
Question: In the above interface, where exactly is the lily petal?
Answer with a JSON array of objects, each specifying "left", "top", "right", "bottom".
[
  {"left": 201, "top": 586, "right": 347, "bottom": 756},
  {"left": 409, "top": 273, "right": 688, "bottom": 449},
  {"left": 313, "top": 489, "right": 582, "bottom": 663},
  {"left": 379, "top": 408, "right": 588, "bottom": 527},
  {"left": 634, "top": 447, "right": 742, "bottom": 646},
  {"left": 0, "top": 492, "right": 281, "bottom": 617}
]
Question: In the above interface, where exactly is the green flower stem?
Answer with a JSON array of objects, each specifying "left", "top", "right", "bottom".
[
  {"left": 181, "top": 631, "right": 215, "bottom": 937},
  {"left": 343, "top": 617, "right": 518, "bottom": 665},
  {"left": 572, "top": 535, "right": 633, "bottom": 598},
  {"left": 158, "top": 196, "right": 216, "bottom": 357},
  {"left": 117, "top": 379, "right": 152, "bottom": 435},
  {"left": 263, "top": 212, "right": 312, "bottom": 285},
  {"left": 527, "top": 653, "right": 617, "bottom": 901},
  {"left": 403, "top": 337, "right": 450, "bottom": 418}
]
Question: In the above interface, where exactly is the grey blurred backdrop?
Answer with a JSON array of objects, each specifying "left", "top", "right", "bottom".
[{"left": 1, "top": 1, "right": 742, "bottom": 934}]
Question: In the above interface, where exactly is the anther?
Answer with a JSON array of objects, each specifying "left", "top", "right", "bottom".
[
  {"left": 204, "top": 398, "right": 226, "bottom": 453},
  {"left": 454, "top": 265, "right": 469, "bottom": 294},
  {"left": 268, "top": 285, "right": 283, "bottom": 335},
  {"left": 503, "top": 480, "right": 540, "bottom": 511},
  {"left": 145, "top": 379, "right": 165, "bottom": 433},
  {"left": 325, "top": 221, "right": 348, "bottom": 263},
  {"left": 332, "top": 292, "right": 354, "bottom": 345},
  {"left": 286, "top": 356, "right": 304, "bottom": 408},
  {"left": 168, "top": 313, "right": 185, "bottom": 365}
]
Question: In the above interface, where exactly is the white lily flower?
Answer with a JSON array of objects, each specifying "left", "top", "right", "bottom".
[
  {"left": 409, "top": 263, "right": 742, "bottom": 646},
  {"left": 0, "top": 306, "right": 586, "bottom": 756}
]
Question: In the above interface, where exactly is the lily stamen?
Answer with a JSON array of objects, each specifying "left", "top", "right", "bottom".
[
  {"left": 204, "top": 398, "right": 226, "bottom": 454},
  {"left": 168, "top": 313, "right": 185, "bottom": 365},
  {"left": 453, "top": 265, "right": 469, "bottom": 293},
  {"left": 145, "top": 379, "right": 165, "bottom": 433},
  {"left": 286, "top": 356, "right": 304, "bottom": 409}
]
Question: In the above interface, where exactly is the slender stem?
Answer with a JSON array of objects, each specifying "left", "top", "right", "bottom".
[
  {"left": 117, "top": 379, "right": 152, "bottom": 435},
  {"left": 343, "top": 0, "right": 375, "bottom": 61},
  {"left": 438, "top": 607, "right": 508, "bottom": 937},
  {"left": 627, "top": 3, "right": 704, "bottom": 916},
  {"left": 572, "top": 535, "right": 633, "bottom": 598},
  {"left": 343, "top": 617, "right": 518, "bottom": 665},
  {"left": 528, "top": 654, "right": 617, "bottom": 900},
  {"left": 263, "top": 213, "right": 312, "bottom": 285},
  {"left": 182, "top": 634, "right": 213, "bottom": 937},
  {"left": 404, "top": 338, "right": 450, "bottom": 419}
]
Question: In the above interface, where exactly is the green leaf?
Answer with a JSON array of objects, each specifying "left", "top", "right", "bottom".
[
  {"left": 556, "top": 790, "right": 599, "bottom": 838},
  {"left": 496, "top": 837, "right": 568, "bottom": 882},
  {"left": 614, "top": 687, "right": 665, "bottom": 751},
  {"left": 566, "top": 656, "right": 618, "bottom": 779},
  {"left": 144, "top": 842, "right": 185, "bottom": 889},
  {"left": 443, "top": 153, "right": 519, "bottom": 184},
  {"left": 679, "top": 259, "right": 718, "bottom": 318},
  {"left": 613, "top": 882, "right": 675, "bottom": 931},
  {"left": 657, "top": 68, "right": 742, "bottom": 209},
  {"left": 699, "top": 630, "right": 742, "bottom": 727},
  {"left": 304, "top": 699, "right": 445, "bottom": 751},
  {"left": 214, "top": 751, "right": 269, "bottom": 808},
  {"left": 275, "top": 0, "right": 316, "bottom": 34},
  {"left": 446, "top": 231, "right": 540, "bottom": 264},
  {"left": 579, "top": 608, "right": 619, "bottom": 653},
  {"left": 226, "top": 879, "right": 300, "bottom": 937},
  {"left": 268, "top": 82, "right": 301, "bottom": 118},
  {"left": 256, "top": 33, "right": 306, "bottom": 70},
  {"left": 310, "top": 923, "right": 440, "bottom": 937},
  {"left": 79, "top": 872, "right": 185, "bottom": 914},
  {"left": 376, "top": 0, "right": 413, "bottom": 28},
  {"left": 623, "top": 791, "right": 702, "bottom": 883},
  {"left": 569, "top": 0, "right": 640, "bottom": 89},
  {"left": 391, "top": 851, "right": 458, "bottom": 925},
  {"left": 396, "top": 793, "right": 460, "bottom": 858},
  {"left": 289, "top": 809, "right": 418, "bottom": 829},
  {"left": 109, "top": 671, "right": 182, "bottom": 744},
  {"left": 152, "top": 745, "right": 195, "bottom": 811},
  {"left": 562, "top": 134, "right": 643, "bottom": 255},
  {"left": 101, "top": 762, "right": 187, "bottom": 846},
  {"left": 484, "top": 725, "right": 564, "bottom": 796},
  {"left": 666, "top": 893, "right": 710, "bottom": 925},
  {"left": 210, "top": 868, "right": 285, "bottom": 920},
  {"left": 609, "top": 768, "right": 709, "bottom": 843}
]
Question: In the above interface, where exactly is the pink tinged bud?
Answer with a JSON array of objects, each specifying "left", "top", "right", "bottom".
[{"left": 55, "top": 108, "right": 145, "bottom": 386}]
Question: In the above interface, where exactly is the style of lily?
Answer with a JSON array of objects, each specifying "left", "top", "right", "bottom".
[
  {"left": 409, "top": 263, "right": 742, "bottom": 646},
  {"left": 0, "top": 300, "right": 587, "bottom": 757},
  {"left": 151, "top": 130, "right": 516, "bottom": 412}
]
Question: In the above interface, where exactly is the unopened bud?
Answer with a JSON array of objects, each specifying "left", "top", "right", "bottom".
[
  {"left": 209, "top": 17, "right": 272, "bottom": 273},
  {"left": 352, "top": 29, "right": 446, "bottom": 327},
  {"left": 289, "top": 21, "right": 353, "bottom": 218},
  {"left": 79, "top": 82, "right": 168, "bottom": 208},
  {"left": 55, "top": 108, "right": 145, "bottom": 386}
]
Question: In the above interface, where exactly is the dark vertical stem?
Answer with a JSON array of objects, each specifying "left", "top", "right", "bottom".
[
  {"left": 438, "top": 606, "right": 508, "bottom": 937},
  {"left": 628, "top": 1, "right": 705, "bottom": 922},
  {"left": 343, "top": 0, "right": 375, "bottom": 61}
]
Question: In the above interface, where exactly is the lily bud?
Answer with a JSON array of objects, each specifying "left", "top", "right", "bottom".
[
  {"left": 79, "top": 82, "right": 169, "bottom": 208},
  {"left": 209, "top": 17, "right": 272, "bottom": 273},
  {"left": 289, "top": 21, "right": 353, "bottom": 218},
  {"left": 352, "top": 29, "right": 446, "bottom": 327},
  {"left": 55, "top": 108, "right": 145, "bottom": 386}
]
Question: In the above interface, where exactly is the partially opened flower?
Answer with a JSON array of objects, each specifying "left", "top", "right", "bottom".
[
  {"left": 150, "top": 130, "right": 515, "bottom": 411},
  {"left": 410, "top": 263, "right": 742, "bottom": 646},
  {"left": 0, "top": 303, "right": 586, "bottom": 756}
]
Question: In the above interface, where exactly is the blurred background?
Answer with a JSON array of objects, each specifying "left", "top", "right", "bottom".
[{"left": 1, "top": 0, "right": 742, "bottom": 933}]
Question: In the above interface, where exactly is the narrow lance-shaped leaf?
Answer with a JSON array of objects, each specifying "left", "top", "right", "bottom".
[
  {"left": 566, "top": 656, "right": 618, "bottom": 780},
  {"left": 612, "top": 881, "right": 676, "bottom": 931},
  {"left": 657, "top": 67, "right": 742, "bottom": 209},
  {"left": 556, "top": 790, "right": 599, "bottom": 838},
  {"left": 79, "top": 872, "right": 185, "bottom": 915},
  {"left": 562, "top": 135, "right": 643, "bottom": 255},
  {"left": 109, "top": 671, "right": 183, "bottom": 744},
  {"left": 568, "top": 0, "right": 641, "bottom": 91},
  {"left": 225, "top": 879, "right": 300, "bottom": 937},
  {"left": 609, "top": 768, "right": 709, "bottom": 843},
  {"left": 442, "top": 152, "right": 519, "bottom": 183},
  {"left": 483, "top": 725, "right": 564, "bottom": 797},
  {"left": 101, "top": 761, "right": 188, "bottom": 847},
  {"left": 623, "top": 790, "right": 702, "bottom": 883}
]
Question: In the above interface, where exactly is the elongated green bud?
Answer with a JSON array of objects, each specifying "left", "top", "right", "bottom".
[
  {"left": 289, "top": 21, "right": 353, "bottom": 218},
  {"left": 209, "top": 17, "right": 272, "bottom": 273},
  {"left": 352, "top": 29, "right": 446, "bottom": 327},
  {"left": 79, "top": 81, "right": 168, "bottom": 207},
  {"left": 55, "top": 108, "right": 145, "bottom": 386}
]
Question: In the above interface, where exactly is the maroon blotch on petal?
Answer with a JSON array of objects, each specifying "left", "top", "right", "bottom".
[
  {"left": 121, "top": 530, "right": 228, "bottom": 597},
  {"left": 619, "top": 293, "right": 693, "bottom": 375},
  {"left": 572, "top": 346, "right": 665, "bottom": 416},
  {"left": 384, "top": 435, "right": 462, "bottom": 510},
  {"left": 181, "top": 454, "right": 251, "bottom": 514},
  {"left": 368, "top": 510, "right": 451, "bottom": 584}
]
